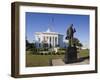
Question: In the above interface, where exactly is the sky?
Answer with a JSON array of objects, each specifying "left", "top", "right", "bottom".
[{"left": 26, "top": 12, "right": 89, "bottom": 48}]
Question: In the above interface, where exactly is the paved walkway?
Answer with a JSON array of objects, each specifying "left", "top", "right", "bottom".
[
  {"left": 52, "top": 58, "right": 89, "bottom": 66},
  {"left": 52, "top": 59, "right": 65, "bottom": 66}
]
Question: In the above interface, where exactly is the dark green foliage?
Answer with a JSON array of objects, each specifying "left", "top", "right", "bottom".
[
  {"left": 26, "top": 39, "right": 37, "bottom": 54},
  {"left": 73, "top": 38, "right": 83, "bottom": 48}
]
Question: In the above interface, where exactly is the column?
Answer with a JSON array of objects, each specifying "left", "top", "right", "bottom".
[
  {"left": 57, "top": 36, "right": 58, "bottom": 47},
  {"left": 52, "top": 36, "right": 55, "bottom": 47},
  {"left": 53, "top": 36, "right": 55, "bottom": 47},
  {"left": 48, "top": 36, "right": 50, "bottom": 48}
]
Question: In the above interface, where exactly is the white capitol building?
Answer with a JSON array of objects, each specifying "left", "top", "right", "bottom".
[{"left": 35, "top": 28, "right": 66, "bottom": 48}]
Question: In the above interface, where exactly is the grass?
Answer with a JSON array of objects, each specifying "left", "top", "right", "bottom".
[
  {"left": 26, "top": 49, "right": 89, "bottom": 67},
  {"left": 79, "top": 49, "right": 89, "bottom": 57},
  {"left": 26, "top": 53, "right": 64, "bottom": 67}
]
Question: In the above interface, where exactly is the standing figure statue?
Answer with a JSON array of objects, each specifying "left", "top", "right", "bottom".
[
  {"left": 64, "top": 24, "right": 77, "bottom": 63},
  {"left": 65, "top": 24, "right": 76, "bottom": 47}
]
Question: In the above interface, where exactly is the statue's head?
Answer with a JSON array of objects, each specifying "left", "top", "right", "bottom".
[
  {"left": 71, "top": 24, "right": 73, "bottom": 27},
  {"left": 68, "top": 24, "right": 73, "bottom": 30}
]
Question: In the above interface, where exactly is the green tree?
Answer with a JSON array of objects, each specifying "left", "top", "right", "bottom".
[
  {"left": 78, "top": 42, "right": 83, "bottom": 50},
  {"left": 73, "top": 38, "right": 79, "bottom": 45},
  {"left": 26, "top": 39, "right": 29, "bottom": 47},
  {"left": 73, "top": 38, "right": 83, "bottom": 49}
]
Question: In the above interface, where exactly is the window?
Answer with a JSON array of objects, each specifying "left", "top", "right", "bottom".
[
  {"left": 38, "top": 38, "right": 40, "bottom": 42},
  {"left": 55, "top": 37, "right": 57, "bottom": 45},
  {"left": 50, "top": 37, "right": 51, "bottom": 42}
]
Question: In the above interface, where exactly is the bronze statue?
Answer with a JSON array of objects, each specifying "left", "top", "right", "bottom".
[
  {"left": 65, "top": 24, "right": 77, "bottom": 63},
  {"left": 65, "top": 24, "right": 76, "bottom": 47}
]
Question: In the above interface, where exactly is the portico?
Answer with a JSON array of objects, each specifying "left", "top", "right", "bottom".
[{"left": 35, "top": 28, "right": 63, "bottom": 48}]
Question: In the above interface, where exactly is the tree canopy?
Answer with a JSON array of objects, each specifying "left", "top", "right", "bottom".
[{"left": 73, "top": 38, "right": 83, "bottom": 48}]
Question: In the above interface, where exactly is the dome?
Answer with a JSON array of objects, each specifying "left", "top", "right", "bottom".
[{"left": 46, "top": 28, "right": 51, "bottom": 32}]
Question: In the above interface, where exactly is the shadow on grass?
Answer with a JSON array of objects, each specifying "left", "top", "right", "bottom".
[
  {"left": 65, "top": 56, "right": 89, "bottom": 64},
  {"left": 78, "top": 56, "right": 89, "bottom": 62}
]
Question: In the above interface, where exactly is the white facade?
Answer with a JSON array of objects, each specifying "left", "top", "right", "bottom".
[{"left": 35, "top": 28, "right": 64, "bottom": 48}]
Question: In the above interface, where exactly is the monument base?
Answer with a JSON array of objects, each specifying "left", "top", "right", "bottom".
[{"left": 64, "top": 46, "right": 77, "bottom": 63}]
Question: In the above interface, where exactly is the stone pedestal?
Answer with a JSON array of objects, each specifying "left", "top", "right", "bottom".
[{"left": 64, "top": 46, "right": 77, "bottom": 63}]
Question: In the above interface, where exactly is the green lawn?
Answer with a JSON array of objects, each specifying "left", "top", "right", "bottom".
[
  {"left": 26, "top": 53, "right": 64, "bottom": 67},
  {"left": 79, "top": 49, "right": 89, "bottom": 57},
  {"left": 26, "top": 49, "right": 89, "bottom": 67}
]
